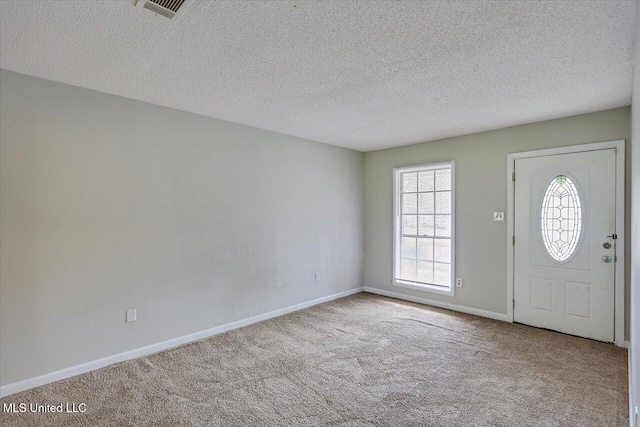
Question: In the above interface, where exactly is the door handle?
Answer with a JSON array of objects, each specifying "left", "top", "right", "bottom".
[{"left": 602, "top": 256, "right": 613, "bottom": 263}]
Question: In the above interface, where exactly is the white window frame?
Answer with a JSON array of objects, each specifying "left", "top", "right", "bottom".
[{"left": 393, "top": 161, "right": 456, "bottom": 296}]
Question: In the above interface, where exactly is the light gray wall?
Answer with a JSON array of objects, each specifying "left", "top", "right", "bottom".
[
  {"left": 630, "top": 5, "right": 640, "bottom": 425},
  {"left": 0, "top": 69, "right": 364, "bottom": 386},
  {"left": 364, "top": 107, "right": 631, "bottom": 331}
]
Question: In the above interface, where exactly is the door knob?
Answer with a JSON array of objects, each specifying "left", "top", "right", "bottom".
[{"left": 602, "top": 256, "right": 612, "bottom": 263}]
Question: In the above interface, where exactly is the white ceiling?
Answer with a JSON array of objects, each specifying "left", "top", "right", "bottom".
[{"left": 0, "top": 1, "right": 636, "bottom": 152}]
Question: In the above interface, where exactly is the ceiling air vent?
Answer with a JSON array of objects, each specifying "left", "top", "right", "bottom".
[{"left": 136, "top": 0, "right": 190, "bottom": 20}]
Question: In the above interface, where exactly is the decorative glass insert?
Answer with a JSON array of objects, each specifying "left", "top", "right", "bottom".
[
  {"left": 540, "top": 175, "right": 583, "bottom": 262},
  {"left": 397, "top": 165, "right": 453, "bottom": 287}
]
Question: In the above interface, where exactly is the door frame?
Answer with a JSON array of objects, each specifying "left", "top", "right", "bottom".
[{"left": 506, "top": 140, "right": 626, "bottom": 346}]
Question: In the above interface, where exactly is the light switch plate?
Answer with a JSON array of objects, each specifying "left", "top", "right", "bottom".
[{"left": 493, "top": 212, "right": 505, "bottom": 221}]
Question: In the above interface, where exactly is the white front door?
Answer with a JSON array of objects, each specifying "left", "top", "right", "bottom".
[{"left": 514, "top": 149, "right": 617, "bottom": 342}]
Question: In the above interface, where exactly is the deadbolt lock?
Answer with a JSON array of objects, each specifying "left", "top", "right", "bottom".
[{"left": 603, "top": 242, "right": 612, "bottom": 249}]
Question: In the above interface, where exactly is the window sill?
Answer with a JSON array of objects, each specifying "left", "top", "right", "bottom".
[{"left": 393, "top": 279, "right": 455, "bottom": 296}]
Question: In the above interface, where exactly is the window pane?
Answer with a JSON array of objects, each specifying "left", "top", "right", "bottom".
[
  {"left": 434, "top": 263, "right": 451, "bottom": 286},
  {"left": 435, "top": 192, "right": 450, "bottom": 214},
  {"left": 402, "top": 193, "right": 418, "bottom": 214},
  {"left": 435, "top": 169, "right": 451, "bottom": 191},
  {"left": 418, "top": 171, "right": 434, "bottom": 192},
  {"left": 395, "top": 163, "right": 453, "bottom": 289},
  {"left": 418, "top": 215, "right": 434, "bottom": 236},
  {"left": 402, "top": 172, "right": 417, "bottom": 193},
  {"left": 401, "top": 237, "right": 417, "bottom": 259},
  {"left": 540, "top": 175, "right": 583, "bottom": 262},
  {"left": 434, "top": 239, "right": 450, "bottom": 263},
  {"left": 417, "top": 237, "right": 433, "bottom": 261},
  {"left": 435, "top": 215, "right": 450, "bottom": 237},
  {"left": 417, "top": 261, "right": 434, "bottom": 284},
  {"left": 418, "top": 192, "right": 434, "bottom": 214},
  {"left": 402, "top": 215, "right": 417, "bottom": 235},
  {"left": 401, "top": 259, "right": 417, "bottom": 281}
]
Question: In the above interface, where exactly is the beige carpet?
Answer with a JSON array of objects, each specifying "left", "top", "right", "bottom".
[{"left": 0, "top": 293, "right": 628, "bottom": 426}]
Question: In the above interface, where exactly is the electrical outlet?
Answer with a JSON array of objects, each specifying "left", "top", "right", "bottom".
[
  {"left": 493, "top": 212, "right": 505, "bottom": 221},
  {"left": 456, "top": 278, "right": 463, "bottom": 288},
  {"left": 315, "top": 272, "right": 320, "bottom": 282},
  {"left": 126, "top": 309, "right": 137, "bottom": 323}
]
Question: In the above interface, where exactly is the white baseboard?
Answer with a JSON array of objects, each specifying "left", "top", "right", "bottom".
[
  {"left": 629, "top": 340, "right": 637, "bottom": 427},
  {"left": 363, "top": 287, "right": 510, "bottom": 322},
  {"left": 0, "top": 287, "right": 364, "bottom": 398}
]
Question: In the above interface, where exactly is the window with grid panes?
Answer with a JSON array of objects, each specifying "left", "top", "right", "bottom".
[{"left": 393, "top": 162, "right": 455, "bottom": 295}]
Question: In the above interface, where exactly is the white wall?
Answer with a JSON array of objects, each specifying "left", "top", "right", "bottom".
[
  {"left": 364, "top": 108, "right": 631, "bottom": 326},
  {"left": 0, "top": 69, "right": 364, "bottom": 387},
  {"left": 629, "top": 4, "right": 640, "bottom": 425}
]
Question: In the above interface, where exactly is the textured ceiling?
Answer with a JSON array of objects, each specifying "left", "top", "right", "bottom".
[{"left": 0, "top": 1, "right": 636, "bottom": 151}]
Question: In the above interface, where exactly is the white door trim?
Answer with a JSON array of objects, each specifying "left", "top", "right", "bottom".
[{"left": 507, "top": 140, "right": 626, "bottom": 346}]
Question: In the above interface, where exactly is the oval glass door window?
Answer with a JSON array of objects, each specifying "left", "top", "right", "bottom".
[{"left": 540, "top": 175, "right": 583, "bottom": 262}]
